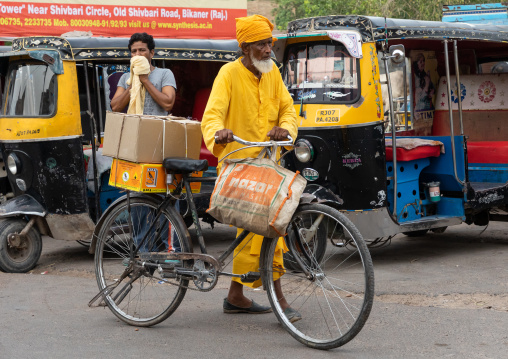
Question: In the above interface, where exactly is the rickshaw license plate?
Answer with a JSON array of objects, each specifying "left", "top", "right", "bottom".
[{"left": 315, "top": 109, "right": 340, "bottom": 123}]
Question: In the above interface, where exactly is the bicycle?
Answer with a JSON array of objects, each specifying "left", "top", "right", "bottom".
[{"left": 89, "top": 136, "right": 375, "bottom": 350}]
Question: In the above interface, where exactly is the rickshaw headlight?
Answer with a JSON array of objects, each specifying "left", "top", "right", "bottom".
[
  {"left": 294, "top": 139, "right": 314, "bottom": 163},
  {"left": 7, "top": 153, "right": 20, "bottom": 175}
]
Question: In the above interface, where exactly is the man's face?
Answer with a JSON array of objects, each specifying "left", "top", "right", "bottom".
[
  {"left": 130, "top": 41, "right": 153, "bottom": 62},
  {"left": 247, "top": 37, "right": 273, "bottom": 62}
]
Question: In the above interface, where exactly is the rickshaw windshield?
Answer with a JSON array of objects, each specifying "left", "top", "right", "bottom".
[
  {"left": 283, "top": 41, "right": 360, "bottom": 104},
  {"left": 1, "top": 61, "right": 57, "bottom": 117}
]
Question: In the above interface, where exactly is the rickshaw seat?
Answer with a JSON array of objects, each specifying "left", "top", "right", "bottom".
[
  {"left": 467, "top": 141, "right": 508, "bottom": 164},
  {"left": 163, "top": 157, "right": 208, "bottom": 173},
  {"left": 107, "top": 72, "right": 125, "bottom": 101},
  {"left": 191, "top": 88, "right": 218, "bottom": 167},
  {"left": 386, "top": 138, "right": 442, "bottom": 162},
  {"left": 191, "top": 88, "right": 212, "bottom": 121}
]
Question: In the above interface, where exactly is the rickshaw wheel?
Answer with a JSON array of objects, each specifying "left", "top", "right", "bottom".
[
  {"left": 0, "top": 218, "right": 42, "bottom": 273},
  {"left": 76, "top": 239, "right": 91, "bottom": 248},
  {"left": 283, "top": 215, "right": 327, "bottom": 271}
]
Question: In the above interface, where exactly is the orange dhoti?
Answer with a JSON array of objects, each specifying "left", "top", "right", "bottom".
[{"left": 232, "top": 229, "right": 287, "bottom": 288}]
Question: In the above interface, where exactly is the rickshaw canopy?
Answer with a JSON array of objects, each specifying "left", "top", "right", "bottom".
[
  {"left": 7, "top": 35, "right": 239, "bottom": 62},
  {"left": 286, "top": 15, "right": 508, "bottom": 43}
]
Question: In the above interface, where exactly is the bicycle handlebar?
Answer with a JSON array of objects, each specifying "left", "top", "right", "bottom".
[
  {"left": 216, "top": 135, "right": 294, "bottom": 163},
  {"left": 232, "top": 134, "right": 293, "bottom": 147}
]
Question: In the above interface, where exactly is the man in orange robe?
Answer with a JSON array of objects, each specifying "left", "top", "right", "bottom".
[{"left": 201, "top": 15, "right": 300, "bottom": 322}]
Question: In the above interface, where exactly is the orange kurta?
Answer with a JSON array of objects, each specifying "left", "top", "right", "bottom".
[{"left": 201, "top": 58, "right": 297, "bottom": 287}]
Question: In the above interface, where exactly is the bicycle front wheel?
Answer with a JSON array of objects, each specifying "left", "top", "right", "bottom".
[
  {"left": 94, "top": 195, "right": 192, "bottom": 327},
  {"left": 263, "top": 203, "right": 374, "bottom": 350}
]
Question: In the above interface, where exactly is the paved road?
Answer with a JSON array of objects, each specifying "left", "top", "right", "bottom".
[{"left": 1, "top": 222, "right": 507, "bottom": 358}]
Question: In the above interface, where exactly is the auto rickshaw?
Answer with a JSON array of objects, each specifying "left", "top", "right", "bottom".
[
  {"left": 0, "top": 35, "right": 239, "bottom": 272},
  {"left": 275, "top": 15, "right": 508, "bottom": 241}
]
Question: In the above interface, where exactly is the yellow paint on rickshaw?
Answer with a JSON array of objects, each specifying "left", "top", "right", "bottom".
[
  {"left": 0, "top": 61, "right": 81, "bottom": 141},
  {"left": 288, "top": 41, "right": 384, "bottom": 128}
]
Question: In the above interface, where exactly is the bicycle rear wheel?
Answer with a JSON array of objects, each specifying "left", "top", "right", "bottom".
[
  {"left": 262, "top": 203, "right": 374, "bottom": 350},
  {"left": 94, "top": 195, "right": 192, "bottom": 327}
]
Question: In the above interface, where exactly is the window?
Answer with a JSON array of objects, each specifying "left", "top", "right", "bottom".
[
  {"left": 2, "top": 62, "right": 57, "bottom": 117},
  {"left": 283, "top": 41, "right": 360, "bottom": 104}
]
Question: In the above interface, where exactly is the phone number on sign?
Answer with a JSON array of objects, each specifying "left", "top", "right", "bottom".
[
  {"left": 1, "top": 18, "right": 54, "bottom": 27},
  {"left": 70, "top": 19, "right": 128, "bottom": 28},
  {"left": 0, "top": 17, "right": 22, "bottom": 26},
  {"left": 2, "top": 18, "right": 130, "bottom": 28}
]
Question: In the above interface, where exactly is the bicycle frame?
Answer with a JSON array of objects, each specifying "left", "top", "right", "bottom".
[{"left": 130, "top": 135, "right": 294, "bottom": 276}]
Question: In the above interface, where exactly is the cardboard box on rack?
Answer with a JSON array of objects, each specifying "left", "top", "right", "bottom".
[
  {"left": 109, "top": 158, "right": 202, "bottom": 193},
  {"left": 102, "top": 112, "right": 202, "bottom": 163}
]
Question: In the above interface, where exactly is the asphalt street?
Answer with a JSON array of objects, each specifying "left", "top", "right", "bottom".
[{"left": 1, "top": 222, "right": 507, "bottom": 358}]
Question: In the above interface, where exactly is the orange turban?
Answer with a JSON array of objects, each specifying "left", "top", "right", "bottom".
[{"left": 236, "top": 15, "right": 277, "bottom": 45}]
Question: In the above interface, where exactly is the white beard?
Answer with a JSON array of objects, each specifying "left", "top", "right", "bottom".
[{"left": 250, "top": 49, "right": 273, "bottom": 74}]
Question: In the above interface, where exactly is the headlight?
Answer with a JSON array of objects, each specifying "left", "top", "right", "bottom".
[
  {"left": 7, "top": 153, "right": 20, "bottom": 175},
  {"left": 294, "top": 139, "right": 314, "bottom": 163}
]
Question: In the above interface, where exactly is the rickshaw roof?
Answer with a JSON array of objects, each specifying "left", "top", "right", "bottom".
[
  {"left": 7, "top": 36, "right": 239, "bottom": 62},
  {"left": 286, "top": 15, "right": 508, "bottom": 44}
]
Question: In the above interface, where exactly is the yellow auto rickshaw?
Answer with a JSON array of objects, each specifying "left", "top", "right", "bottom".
[
  {"left": 0, "top": 35, "right": 239, "bottom": 272},
  {"left": 275, "top": 15, "right": 508, "bottom": 242}
]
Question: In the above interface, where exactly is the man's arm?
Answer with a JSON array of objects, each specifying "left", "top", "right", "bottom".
[
  {"left": 111, "top": 84, "right": 131, "bottom": 112},
  {"left": 139, "top": 74, "right": 176, "bottom": 113}
]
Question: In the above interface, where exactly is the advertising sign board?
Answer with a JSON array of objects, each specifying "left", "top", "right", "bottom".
[{"left": 0, "top": 0, "right": 246, "bottom": 39}]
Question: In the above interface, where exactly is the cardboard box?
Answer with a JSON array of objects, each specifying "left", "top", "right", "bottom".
[
  {"left": 109, "top": 158, "right": 202, "bottom": 193},
  {"left": 102, "top": 112, "right": 202, "bottom": 163}
]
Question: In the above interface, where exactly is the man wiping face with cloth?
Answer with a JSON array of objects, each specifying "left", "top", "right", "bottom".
[
  {"left": 201, "top": 15, "right": 300, "bottom": 322},
  {"left": 112, "top": 32, "right": 176, "bottom": 115}
]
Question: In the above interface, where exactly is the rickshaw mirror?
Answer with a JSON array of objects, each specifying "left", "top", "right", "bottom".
[
  {"left": 389, "top": 45, "right": 405, "bottom": 67},
  {"left": 0, "top": 50, "right": 64, "bottom": 75},
  {"left": 29, "top": 50, "right": 64, "bottom": 74}
]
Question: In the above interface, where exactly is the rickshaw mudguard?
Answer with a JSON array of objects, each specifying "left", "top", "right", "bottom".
[
  {"left": 300, "top": 184, "right": 344, "bottom": 209},
  {"left": 0, "top": 194, "right": 46, "bottom": 217}
]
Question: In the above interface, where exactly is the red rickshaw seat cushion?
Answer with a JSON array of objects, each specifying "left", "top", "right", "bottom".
[
  {"left": 192, "top": 88, "right": 217, "bottom": 167},
  {"left": 467, "top": 141, "right": 508, "bottom": 164},
  {"left": 386, "top": 145, "right": 441, "bottom": 162}
]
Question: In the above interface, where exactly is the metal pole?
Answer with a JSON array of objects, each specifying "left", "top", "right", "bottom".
[
  {"left": 383, "top": 55, "right": 398, "bottom": 217},
  {"left": 83, "top": 61, "right": 101, "bottom": 221},
  {"left": 403, "top": 61, "right": 408, "bottom": 131},
  {"left": 453, "top": 40, "right": 464, "bottom": 135},
  {"left": 94, "top": 64, "right": 104, "bottom": 135},
  {"left": 443, "top": 41, "right": 465, "bottom": 186}
]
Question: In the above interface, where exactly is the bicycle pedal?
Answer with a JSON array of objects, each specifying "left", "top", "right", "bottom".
[{"left": 240, "top": 272, "right": 261, "bottom": 283}]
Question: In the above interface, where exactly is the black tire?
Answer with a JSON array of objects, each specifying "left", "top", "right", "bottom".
[
  {"left": 0, "top": 218, "right": 42, "bottom": 273},
  {"left": 262, "top": 203, "right": 375, "bottom": 350},
  {"left": 76, "top": 240, "right": 91, "bottom": 248},
  {"left": 403, "top": 229, "right": 429, "bottom": 237},
  {"left": 94, "top": 195, "right": 192, "bottom": 327}
]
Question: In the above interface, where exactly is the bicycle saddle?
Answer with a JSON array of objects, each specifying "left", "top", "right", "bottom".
[{"left": 163, "top": 157, "right": 209, "bottom": 173}]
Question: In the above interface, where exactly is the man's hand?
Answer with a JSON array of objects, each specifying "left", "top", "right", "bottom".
[
  {"left": 267, "top": 126, "right": 290, "bottom": 141},
  {"left": 214, "top": 129, "right": 234, "bottom": 144},
  {"left": 138, "top": 74, "right": 149, "bottom": 85}
]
